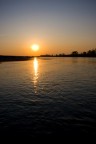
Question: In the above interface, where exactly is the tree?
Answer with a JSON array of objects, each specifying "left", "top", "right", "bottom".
[{"left": 71, "top": 51, "right": 78, "bottom": 56}]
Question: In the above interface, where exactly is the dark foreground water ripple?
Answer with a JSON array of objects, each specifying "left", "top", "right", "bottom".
[{"left": 0, "top": 57, "right": 96, "bottom": 137}]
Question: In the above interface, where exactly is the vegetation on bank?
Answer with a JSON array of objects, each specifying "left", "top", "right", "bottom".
[
  {"left": 0, "top": 56, "right": 33, "bottom": 62},
  {"left": 0, "top": 49, "right": 96, "bottom": 61},
  {"left": 40, "top": 48, "right": 96, "bottom": 57}
]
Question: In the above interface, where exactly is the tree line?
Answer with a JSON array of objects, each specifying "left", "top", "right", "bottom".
[{"left": 40, "top": 48, "right": 96, "bottom": 57}]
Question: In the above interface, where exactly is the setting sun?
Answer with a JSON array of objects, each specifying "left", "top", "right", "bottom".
[{"left": 31, "top": 44, "right": 39, "bottom": 51}]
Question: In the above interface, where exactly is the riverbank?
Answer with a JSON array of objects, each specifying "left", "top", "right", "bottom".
[{"left": 0, "top": 55, "right": 33, "bottom": 62}]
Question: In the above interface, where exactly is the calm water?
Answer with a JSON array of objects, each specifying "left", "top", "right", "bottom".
[{"left": 0, "top": 57, "right": 96, "bottom": 136}]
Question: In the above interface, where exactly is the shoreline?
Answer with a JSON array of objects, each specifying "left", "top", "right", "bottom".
[
  {"left": 0, "top": 56, "right": 33, "bottom": 62},
  {"left": 0, "top": 55, "right": 96, "bottom": 62}
]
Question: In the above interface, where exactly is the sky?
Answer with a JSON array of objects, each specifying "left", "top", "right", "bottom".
[{"left": 0, "top": 0, "right": 96, "bottom": 56}]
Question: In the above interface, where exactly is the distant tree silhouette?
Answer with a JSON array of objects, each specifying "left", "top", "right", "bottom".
[
  {"left": 82, "top": 52, "right": 87, "bottom": 56},
  {"left": 87, "top": 49, "right": 96, "bottom": 56},
  {"left": 39, "top": 49, "right": 96, "bottom": 57},
  {"left": 71, "top": 51, "right": 78, "bottom": 56},
  {"left": 1, "top": 49, "right": 96, "bottom": 61},
  {"left": 58, "top": 53, "right": 65, "bottom": 57}
]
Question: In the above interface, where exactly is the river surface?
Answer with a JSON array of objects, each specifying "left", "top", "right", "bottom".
[{"left": 0, "top": 57, "right": 96, "bottom": 136}]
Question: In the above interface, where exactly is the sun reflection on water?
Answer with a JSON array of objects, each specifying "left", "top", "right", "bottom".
[{"left": 33, "top": 57, "right": 38, "bottom": 94}]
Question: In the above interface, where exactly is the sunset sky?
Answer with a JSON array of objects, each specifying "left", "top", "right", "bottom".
[{"left": 0, "top": 0, "right": 96, "bottom": 56}]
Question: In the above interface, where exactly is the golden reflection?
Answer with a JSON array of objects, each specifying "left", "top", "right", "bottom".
[{"left": 33, "top": 57, "right": 38, "bottom": 93}]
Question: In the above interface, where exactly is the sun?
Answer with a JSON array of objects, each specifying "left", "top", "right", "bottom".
[{"left": 31, "top": 44, "right": 39, "bottom": 51}]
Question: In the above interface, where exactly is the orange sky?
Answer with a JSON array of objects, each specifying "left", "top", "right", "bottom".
[{"left": 0, "top": 0, "right": 96, "bottom": 56}]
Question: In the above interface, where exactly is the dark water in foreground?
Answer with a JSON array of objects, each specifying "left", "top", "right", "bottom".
[{"left": 0, "top": 57, "right": 96, "bottom": 137}]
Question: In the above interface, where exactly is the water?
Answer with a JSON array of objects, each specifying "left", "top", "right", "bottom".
[{"left": 0, "top": 57, "right": 96, "bottom": 136}]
